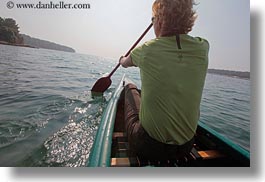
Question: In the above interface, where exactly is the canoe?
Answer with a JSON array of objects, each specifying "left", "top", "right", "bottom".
[{"left": 87, "top": 75, "right": 250, "bottom": 167}]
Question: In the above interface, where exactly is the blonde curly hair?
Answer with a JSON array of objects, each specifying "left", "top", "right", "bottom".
[{"left": 152, "top": 0, "right": 197, "bottom": 36}]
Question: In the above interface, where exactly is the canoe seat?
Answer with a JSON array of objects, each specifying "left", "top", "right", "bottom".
[
  {"left": 175, "top": 148, "right": 226, "bottom": 166},
  {"left": 110, "top": 152, "right": 225, "bottom": 167},
  {"left": 188, "top": 147, "right": 225, "bottom": 160},
  {"left": 111, "top": 132, "right": 225, "bottom": 167},
  {"left": 136, "top": 148, "right": 225, "bottom": 167},
  {"left": 197, "top": 150, "right": 225, "bottom": 160},
  {"left": 111, "top": 157, "right": 139, "bottom": 167}
]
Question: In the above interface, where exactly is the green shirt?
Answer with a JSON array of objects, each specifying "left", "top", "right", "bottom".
[{"left": 131, "top": 35, "right": 209, "bottom": 145}]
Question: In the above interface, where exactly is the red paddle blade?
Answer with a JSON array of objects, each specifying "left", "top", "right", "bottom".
[{"left": 91, "top": 76, "right": 112, "bottom": 93}]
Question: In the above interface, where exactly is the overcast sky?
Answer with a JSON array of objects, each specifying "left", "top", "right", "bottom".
[{"left": 0, "top": 0, "right": 250, "bottom": 71}]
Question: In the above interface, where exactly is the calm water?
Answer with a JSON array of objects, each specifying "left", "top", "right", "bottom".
[{"left": 0, "top": 44, "right": 250, "bottom": 166}]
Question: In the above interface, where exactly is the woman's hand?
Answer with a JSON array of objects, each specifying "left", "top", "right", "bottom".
[
  {"left": 119, "top": 56, "right": 125, "bottom": 66},
  {"left": 119, "top": 55, "right": 135, "bottom": 68}
]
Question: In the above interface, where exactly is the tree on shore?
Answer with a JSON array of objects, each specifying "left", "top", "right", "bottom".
[{"left": 0, "top": 17, "right": 24, "bottom": 44}]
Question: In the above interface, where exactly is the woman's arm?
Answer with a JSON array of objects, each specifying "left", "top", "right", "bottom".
[{"left": 119, "top": 55, "right": 135, "bottom": 68}]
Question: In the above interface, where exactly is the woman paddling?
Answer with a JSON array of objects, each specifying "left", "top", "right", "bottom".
[{"left": 119, "top": 0, "right": 209, "bottom": 161}]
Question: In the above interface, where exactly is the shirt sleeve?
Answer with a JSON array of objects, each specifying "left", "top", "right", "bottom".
[{"left": 130, "top": 45, "right": 144, "bottom": 68}]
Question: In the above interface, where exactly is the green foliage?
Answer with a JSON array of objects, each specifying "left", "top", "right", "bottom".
[{"left": 0, "top": 16, "right": 23, "bottom": 44}]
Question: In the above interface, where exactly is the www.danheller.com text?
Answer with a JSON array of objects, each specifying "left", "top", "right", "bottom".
[{"left": 6, "top": 1, "right": 91, "bottom": 10}]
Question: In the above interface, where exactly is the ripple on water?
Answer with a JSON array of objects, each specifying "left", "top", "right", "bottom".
[{"left": 0, "top": 120, "right": 35, "bottom": 148}]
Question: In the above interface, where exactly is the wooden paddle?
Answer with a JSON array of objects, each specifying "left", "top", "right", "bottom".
[{"left": 91, "top": 23, "right": 153, "bottom": 93}]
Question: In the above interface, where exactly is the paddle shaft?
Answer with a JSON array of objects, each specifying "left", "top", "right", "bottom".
[{"left": 108, "top": 23, "right": 153, "bottom": 78}]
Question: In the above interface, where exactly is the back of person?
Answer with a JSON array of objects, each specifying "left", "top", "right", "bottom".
[
  {"left": 119, "top": 0, "right": 209, "bottom": 161},
  {"left": 131, "top": 35, "right": 209, "bottom": 145}
]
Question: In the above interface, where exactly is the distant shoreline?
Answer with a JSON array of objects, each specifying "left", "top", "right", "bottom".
[
  {"left": 208, "top": 69, "right": 250, "bottom": 79},
  {"left": 0, "top": 41, "right": 250, "bottom": 79},
  {"left": 0, "top": 17, "right": 75, "bottom": 53},
  {"left": 21, "top": 34, "right": 75, "bottom": 53},
  {"left": 0, "top": 41, "right": 36, "bottom": 49},
  {"left": 0, "top": 36, "right": 76, "bottom": 53}
]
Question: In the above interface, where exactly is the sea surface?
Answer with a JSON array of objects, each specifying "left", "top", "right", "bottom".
[{"left": 0, "top": 44, "right": 250, "bottom": 167}]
